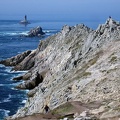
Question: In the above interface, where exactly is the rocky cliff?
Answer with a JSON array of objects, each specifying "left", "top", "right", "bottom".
[{"left": 1, "top": 18, "right": 120, "bottom": 120}]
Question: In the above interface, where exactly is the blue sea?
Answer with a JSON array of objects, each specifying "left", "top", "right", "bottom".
[{"left": 0, "top": 19, "right": 103, "bottom": 120}]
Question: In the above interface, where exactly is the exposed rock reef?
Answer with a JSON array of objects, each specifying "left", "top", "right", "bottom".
[
  {"left": 2, "top": 17, "right": 120, "bottom": 120},
  {"left": 22, "top": 26, "right": 45, "bottom": 37}
]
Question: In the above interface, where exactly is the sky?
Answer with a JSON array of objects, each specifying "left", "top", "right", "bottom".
[{"left": 0, "top": 0, "right": 120, "bottom": 21}]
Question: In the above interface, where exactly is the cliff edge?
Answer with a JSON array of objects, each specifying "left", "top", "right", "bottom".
[{"left": 1, "top": 17, "right": 120, "bottom": 120}]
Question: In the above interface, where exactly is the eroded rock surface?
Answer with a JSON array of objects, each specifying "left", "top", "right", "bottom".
[
  {"left": 2, "top": 18, "right": 120, "bottom": 120},
  {"left": 26, "top": 26, "right": 45, "bottom": 37},
  {"left": 0, "top": 50, "right": 31, "bottom": 66}
]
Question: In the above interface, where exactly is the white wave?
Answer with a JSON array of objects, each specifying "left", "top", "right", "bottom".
[
  {"left": 17, "top": 51, "right": 22, "bottom": 54},
  {"left": 0, "top": 73, "right": 8, "bottom": 76},
  {"left": 45, "top": 30, "right": 58, "bottom": 32},
  {"left": 10, "top": 70, "right": 28, "bottom": 73},
  {"left": 2, "top": 99, "right": 11, "bottom": 103},
  {"left": 4, "top": 94, "right": 11, "bottom": 103},
  {"left": 0, "top": 31, "right": 29, "bottom": 36},
  {"left": 0, "top": 32, "right": 18, "bottom": 36},
  {"left": 6, "top": 33, "right": 18, "bottom": 35},
  {"left": 10, "top": 79, "right": 25, "bottom": 87},
  {"left": 11, "top": 87, "right": 18, "bottom": 90},
  {"left": 19, "top": 31, "right": 29, "bottom": 35},
  {"left": 4, "top": 110, "right": 10, "bottom": 117},
  {"left": 22, "top": 100, "right": 27, "bottom": 103},
  {"left": 0, "top": 84, "right": 4, "bottom": 86},
  {"left": 0, "top": 109, "right": 10, "bottom": 117},
  {"left": 4, "top": 67, "right": 12, "bottom": 73},
  {"left": 0, "top": 64, "right": 5, "bottom": 67},
  {"left": 0, "top": 94, "right": 11, "bottom": 103},
  {"left": 10, "top": 82, "right": 18, "bottom": 86},
  {"left": 25, "top": 90, "right": 29, "bottom": 92},
  {"left": 46, "top": 33, "right": 51, "bottom": 35},
  {"left": 44, "top": 30, "right": 50, "bottom": 33}
]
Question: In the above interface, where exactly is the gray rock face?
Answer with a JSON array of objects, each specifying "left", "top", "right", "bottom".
[
  {"left": 27, "top": 26, "right": 45, "bottom": 37},
  {"left": 2, "top": 18, "right": 120, "bottom": 120},
  {"left": 0, "top": 50, "right": 31, "bottom": 67},
  {"left": 20, "top": 26, "right": 45, "bottom": 37}
]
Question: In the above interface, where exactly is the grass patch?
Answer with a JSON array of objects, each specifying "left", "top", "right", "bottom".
[
  {"left": 88, "top": 56, "right": 98, "bottom": 66},
  {"left": 82, "top": 72, "right": 91, "bottom": 77},
  {"left": 107, "top": 67, "right": 117, "bottom": 74},
  {"left": 71, "top": 55, "right": 98, "bottom": 81},
  {"left": 23, "top": 107, "right": 28, "bottom": 112},
  {"left": 51, "top": 102, "right": 74, "bottom": 115}
]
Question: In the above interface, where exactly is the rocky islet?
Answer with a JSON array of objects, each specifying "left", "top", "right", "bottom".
[{"left": 21, "top": 26, "right": 45, "bottom": 37}]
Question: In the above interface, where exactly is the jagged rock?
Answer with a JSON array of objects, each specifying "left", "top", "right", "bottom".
[
  {"left": 27, "top": 87, "right": 38, "bottom": 97},
  {"left": 13, "top": 50, "right": 37, "bottom": 71},
  {"left": 2, "top": 18, "right": 120, "bottom": 120},
  {"left": 16, "top": 72, "right": 43, "bottom": 90},
  {"left": 0, "top": 50, "right": 31, "bottom": 66},
  {"left": 22, "top": 72, "right": 31, "bottom": 80},
  {"left": 13, "top": 72, "right": 31, "bottom": 81},
  {"left": 61, "top": 25, "right": 72, "bottom": 35},
  {"left": 25, "top": 26, "right": 45, "bottom": 37},
  {"left": 13, "top": 76, "right": 23, "bottom": 81}
]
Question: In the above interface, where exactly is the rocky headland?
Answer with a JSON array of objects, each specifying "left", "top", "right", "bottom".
[{"left": 1, "top": 17, "right": 120, "bottom": 120}]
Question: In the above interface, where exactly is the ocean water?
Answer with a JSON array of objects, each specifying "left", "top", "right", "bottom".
[{"left": 0, "top": 19, "right": 103, "bottom": 120}]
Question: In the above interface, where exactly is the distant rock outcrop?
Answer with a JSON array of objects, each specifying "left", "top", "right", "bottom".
[
  {"left": 26, "top": 26, "right": 45, "bottom": 37},
  {"left": 2, "top": 17, "right": 120, "bottom": 120}
]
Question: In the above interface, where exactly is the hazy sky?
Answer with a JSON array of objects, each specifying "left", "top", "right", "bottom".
[{"left": 0, "top": 0, "right": 120, "bottom": 20}]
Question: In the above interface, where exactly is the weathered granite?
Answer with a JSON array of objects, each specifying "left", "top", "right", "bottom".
[{"left": 2, "top": 17, "right": 120, "bottom": 120}]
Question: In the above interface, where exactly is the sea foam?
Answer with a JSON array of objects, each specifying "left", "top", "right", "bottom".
[
  {"left": 22, "top": 99, "right": 27, "bottom": 104},
  {"left": 0, "top": 94, "right": 11, "bottom": 103},
  {"left": 0, "top": 109, "right": 10, "bottom": 117}
]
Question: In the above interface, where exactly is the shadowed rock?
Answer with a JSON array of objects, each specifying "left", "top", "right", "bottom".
[
  {"left": 16, "top": 72, "right": 43, "bottom": 90},
  {"left": 13, "top": 76, "right": 23, "bottom": 81},
  {"left": 0, "top": 50, "right": 31, "bottom": 66},
  {"left": 25, "top": 26, "right": 45, "bottom": 37},
  {"left": 13, "top": 50, "right": 37, "bottom": 71},
  {"left": 13, "top": 72, "right": 31, "bottom": 81}
]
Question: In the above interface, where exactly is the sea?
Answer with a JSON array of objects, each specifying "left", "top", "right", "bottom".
[{"left": 0, "top": 19, "right": 103, "bottom": 120}]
